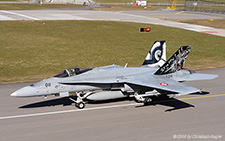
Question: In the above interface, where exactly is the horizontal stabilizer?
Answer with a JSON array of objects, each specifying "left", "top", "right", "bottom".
[{"left": 178, "top": 73, "right": 218, "bottom": 82}]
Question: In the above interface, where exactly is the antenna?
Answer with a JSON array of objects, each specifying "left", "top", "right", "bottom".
[{"left": 124, "top": 63, "right": 128, "bottom": 68}]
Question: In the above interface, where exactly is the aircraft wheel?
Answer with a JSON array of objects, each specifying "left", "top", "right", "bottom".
[
  {"left": 77, "top": 102, "right": 85, "bottom": 109},
  {"left": 144, "top": 97, "right": 152, "bottom": 104}
]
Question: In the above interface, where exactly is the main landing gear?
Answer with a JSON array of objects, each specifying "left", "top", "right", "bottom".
[
  {"left": 134, "top": 93, "right": 153, "bottom": 105},
  {"left": 133, "top": 90, "right": 161, "bottom": 105},
  {"left": 69, "top": 92, "right": 92, "bottom": 109}
]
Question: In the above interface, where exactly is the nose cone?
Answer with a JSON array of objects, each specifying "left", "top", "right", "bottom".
[
  {"left": 11, "top": 92, "right": 17, "bottom": 97},
  {"left": 10, "top": 86, "right": 36, "bottom": 97}
]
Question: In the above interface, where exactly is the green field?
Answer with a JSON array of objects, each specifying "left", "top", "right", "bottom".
[{"left": 0, "top": 20, "right": 224, "bottom": 83}]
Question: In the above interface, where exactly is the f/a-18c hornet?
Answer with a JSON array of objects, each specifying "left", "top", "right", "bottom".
[{"left": 11, "top": 41, "right": 218, "bottom": 109}]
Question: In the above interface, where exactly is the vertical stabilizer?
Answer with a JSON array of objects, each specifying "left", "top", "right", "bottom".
[
  {"left": 155, "top": 45, "right": 192, "bottom": 75},
  {"left": 142, "top": 41, "right": 166, "bottom": 67}
]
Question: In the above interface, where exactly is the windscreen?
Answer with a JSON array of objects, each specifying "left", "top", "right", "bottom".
[{"left": 54, "top": 67, "right": 92, "bottom": 78}]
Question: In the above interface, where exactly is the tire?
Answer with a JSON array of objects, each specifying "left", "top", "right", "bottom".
[
  {"left": 144, "top": 97, "right": 152, "bottom": 104},
  {"left": 77, "top": 102, "right": 85, "bottom": 109}
]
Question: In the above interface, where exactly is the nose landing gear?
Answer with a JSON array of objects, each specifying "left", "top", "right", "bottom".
[
  {"left": 69, "top": 92, "right": 92, "bottom": 109},
  {"left": 75, "top": 102, "right": 85, "bottom": 109}
]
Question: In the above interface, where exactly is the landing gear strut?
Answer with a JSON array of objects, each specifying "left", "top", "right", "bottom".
[
  {"left": 69, "top": 92, "right": 92, "bottom": 109},
  {"left": 134, "top": 93, "right": 153, "bottom": 105}
]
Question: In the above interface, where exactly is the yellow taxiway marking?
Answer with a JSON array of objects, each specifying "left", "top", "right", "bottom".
[
  {"left": 175, "top": 11, "right": 213, "bottom": 17},
  {"left": 116, "top": 11, "right": 124, "bottom": 13},
  {"left": 175, "top": 11, "right": 184, "bottom": 14},
  {"left": 178, "top": 94, "right": 225, "bottom": 101}
]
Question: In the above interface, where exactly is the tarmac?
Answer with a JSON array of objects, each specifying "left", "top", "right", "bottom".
[
  {"left": 0, "top": 9, "right": 225, "bottom": 37},
  {"left": 0, "top": 68, "right": 225, "bottom": 141}
]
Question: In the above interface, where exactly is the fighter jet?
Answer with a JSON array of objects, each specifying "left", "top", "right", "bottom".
[{"left": 11, "top": 41, "right": 218, "bottom": 109}]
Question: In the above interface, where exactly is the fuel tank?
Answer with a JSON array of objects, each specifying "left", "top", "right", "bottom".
[{"left": 86, "top": 91, "right": 126, "bottom": 101}]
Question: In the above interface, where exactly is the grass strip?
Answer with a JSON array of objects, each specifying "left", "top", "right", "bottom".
[{"left": 0, "top": 20, "right": 224, "bottom": 83}]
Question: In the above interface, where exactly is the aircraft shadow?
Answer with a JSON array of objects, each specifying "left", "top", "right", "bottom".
[
  {"left": 20, "top": 96, "right": 195, "bottom": 112},
  {"left": 19, "top": 97, "right": 129, "bottom": 108},
  {"left": 135, "top": 95, "right": 195, "bottom": 112},
  {"left": 19, "top": 97, "right": 73, "bottom": 108}
]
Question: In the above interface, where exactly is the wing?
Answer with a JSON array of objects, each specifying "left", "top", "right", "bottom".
[
  {"left": 126, "top": 75, "right": 200, "bottom": 96},
  {"left": 60, "top": 74, "right": 200, "bottom": 96}
]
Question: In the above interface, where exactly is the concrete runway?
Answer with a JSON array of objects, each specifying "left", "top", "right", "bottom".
[
  {"left": 0, "top": 68, "right": 224, "bottom": 141},
  {"left": 0, "top": 9, "right": 225, "bottom": 37}
]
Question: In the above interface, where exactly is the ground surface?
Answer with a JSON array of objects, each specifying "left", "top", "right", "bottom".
[
  {"left": 0, "top": 9, "right": 224, "bottom": 36},
  {"left": 0, "top": 3, "right": 87, "bottom": 10},
  {"left": 0, "top": 68, "right": 224, "bottom": 141},
  {"left": 0, "top": 9, "right": 225, "bottom": 83},
  {"left": 0, "top": 7, "right": 224, "bottom": 141}
]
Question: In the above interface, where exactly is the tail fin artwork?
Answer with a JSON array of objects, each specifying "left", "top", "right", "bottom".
[
  {"left": 142, "top": 41, "right": 166, "bottom": 67},
  {"left": 154, "top": 45, "right": 192, "bottom": 75}
]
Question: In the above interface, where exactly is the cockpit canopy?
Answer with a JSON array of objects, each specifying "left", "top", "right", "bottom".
[{"left": 54, "top": 67, "right": 92, "bottom": 78}]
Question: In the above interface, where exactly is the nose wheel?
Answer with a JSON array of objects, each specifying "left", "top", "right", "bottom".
[
  {"left": 75, "top": 102, "right": 85, "bottom": 109},
  {"left": 69, "top": 92, "right": 92, "bottom": 109}
]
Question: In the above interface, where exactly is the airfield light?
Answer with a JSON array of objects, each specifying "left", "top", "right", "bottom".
[
  {"left": 146, "top": 28, "right": 151, "bottom": 32},
  {"left": 139, "top": 27, "right": 151, "bottom": 32}
]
